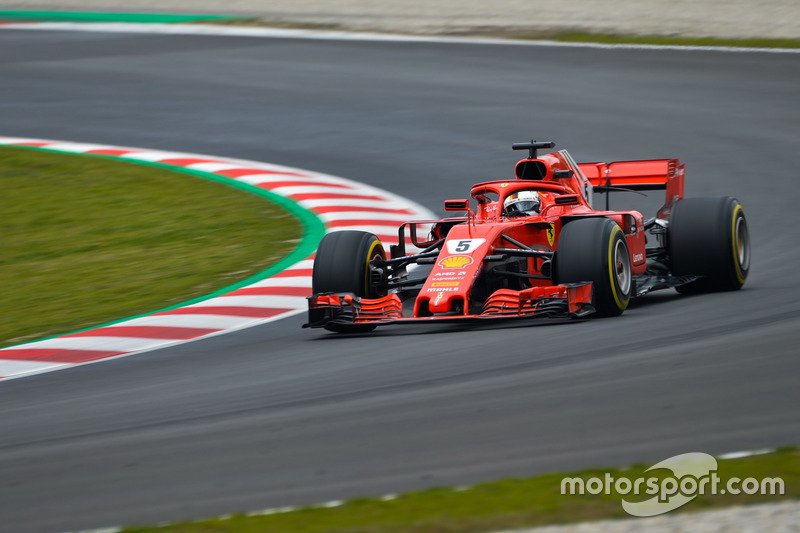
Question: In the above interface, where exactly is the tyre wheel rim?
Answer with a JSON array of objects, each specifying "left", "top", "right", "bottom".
[
  {"left": 614, "top": 239, "right": 632, "bottom": 295},
  {"left": 735, "top": 216, "right": 750, "bottom": 272}
]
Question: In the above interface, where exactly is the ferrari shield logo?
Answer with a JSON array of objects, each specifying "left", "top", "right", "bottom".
[{"left": 546, "top": 223, "right": 555, "bottom": 247}]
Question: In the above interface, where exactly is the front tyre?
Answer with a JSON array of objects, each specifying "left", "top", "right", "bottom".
[
  {"left": 312, "top": 230, "right": 387, "bottom": 333},
  {"left": 312, "top": 230, "right": 387, "bottom": 298},
  {"left": 669, "top": 197, "right": 749, "bottom": 292},
  {"left": 554, "top": 218, "right": 632, "bottom": 317}
]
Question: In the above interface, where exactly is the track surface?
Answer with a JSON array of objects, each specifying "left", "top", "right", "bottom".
[{"left": 1, "top": 29, "right": 799, "bottom": 533}]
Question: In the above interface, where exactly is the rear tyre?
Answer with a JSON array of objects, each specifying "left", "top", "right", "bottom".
[
  {"left": 312, "top": 230, "right": 387, "bottom": 333},
  {"left": 669, "top": 197, "right": 749, "bottom": 293},
  {"left": 554, "top": 218, "right": 632, "bottom": 317}
]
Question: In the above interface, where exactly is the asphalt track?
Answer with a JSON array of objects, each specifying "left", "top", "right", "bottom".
[{"left": 1, "top": 29, "right": 799, "bottom": 533}]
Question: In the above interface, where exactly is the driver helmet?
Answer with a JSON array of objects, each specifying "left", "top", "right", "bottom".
[{"left": 504, "top": 190, "right": 541, "bottom": 216}]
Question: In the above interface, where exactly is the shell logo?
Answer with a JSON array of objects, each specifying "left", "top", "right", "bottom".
[{"left": 439, "top": 255, "right": 473, "bottom": 269}]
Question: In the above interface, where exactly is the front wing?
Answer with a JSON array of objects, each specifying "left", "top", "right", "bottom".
[{"left": 304, "top": 283, "right": 594, "bottom": 330}]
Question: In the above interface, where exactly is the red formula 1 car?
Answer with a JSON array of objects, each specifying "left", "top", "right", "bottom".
[{"left": 305, "top": 141, "right": 750, "bottom": 332}]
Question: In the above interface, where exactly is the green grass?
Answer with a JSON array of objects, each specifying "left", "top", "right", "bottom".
[
  {"left": 0, "top": 146, "right": 303, "bottom": 347},
  {"left": 121, "top": 447, "right": 800, "bottom": 533}
]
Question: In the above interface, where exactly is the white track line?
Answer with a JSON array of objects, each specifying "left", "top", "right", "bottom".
[{"left": 1, "top": 21, "right": 799, "bottom": 53}]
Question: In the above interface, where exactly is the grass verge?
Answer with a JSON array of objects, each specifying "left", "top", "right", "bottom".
[
  {"left": 122, "top": 447, "right": 799, "bottom": 533},
  {"left": 0, "top": 146, "right": 303, "bottom": 347}
]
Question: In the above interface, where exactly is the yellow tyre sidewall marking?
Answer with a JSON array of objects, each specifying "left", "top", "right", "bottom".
[
  {"left": 731, "top": 204, "right": 747, "bottom": 284},
  {"left": 607, "top": 225, "right": 630, "bottom": 311},
  {"left": 364, "top": 239, "right": 384, "bottom": 296}
]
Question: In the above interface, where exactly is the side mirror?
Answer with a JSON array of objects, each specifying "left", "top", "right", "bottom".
[
  {"left": 554, "top": 194, "right": 580, "bottom": 205},
  {"left": 553, "top": 169, "right": 574, "bottom": 180},
  {"left": 444, "top": 199, "right": 470, "bottom": 211}
]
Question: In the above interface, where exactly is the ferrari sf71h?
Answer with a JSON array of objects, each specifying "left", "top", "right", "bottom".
[{"left": 305, "top": 141, "right": 750, "bottom": 333}]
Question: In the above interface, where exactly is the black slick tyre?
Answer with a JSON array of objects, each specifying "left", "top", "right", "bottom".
[
  {"left": 669, "top": 197, "right": 749, "bottom": 292},
  {"left": 554, "top": 218, "right": 632, "bottom": 317}
]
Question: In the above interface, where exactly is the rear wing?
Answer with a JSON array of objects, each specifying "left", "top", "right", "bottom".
[{"left": 578, "top": 159, "right": 685, "bottom": 215}]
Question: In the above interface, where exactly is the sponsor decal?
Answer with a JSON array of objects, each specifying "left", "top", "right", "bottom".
[
  {"left": 633, "top": 253, "right": 644, "bottom": 262},
  {"left": 500, "top": 183, "right": 509, "bottom": 188},
  {"left": 546, "top": 223, "right": 556, "bottom": 247},
  {"left": 431, "top": 281, "right": 460, "bottom": 287},
  {"left": 433, "top": 271, "right": 467, "bottom": 278},
  {"left": 427, "top": 287, "right": 460, "bottom": 293},
  {"left": 439, "top": 255, "right": 473, "bottom": 269},
  {"left": 445, "top": 239, "right": 486, "bottom": 254},
  {"left": 434, "top": 292, "right": 444, "bottom": 306}
]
